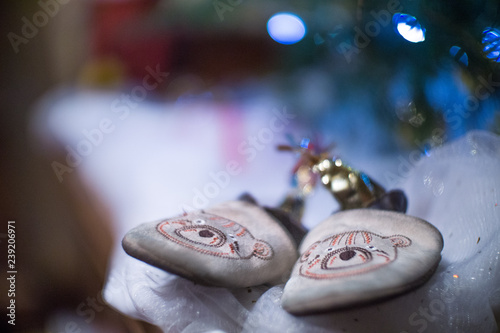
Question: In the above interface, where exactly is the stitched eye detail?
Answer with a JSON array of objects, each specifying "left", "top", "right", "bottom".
[
  {"left": 198, "top": 229, "right": 214, "bottom": 238},
  {"left": 253, "top": 241, "right": 273, "bottom": 260},
  {"left": 157, "top": 213, "right": 277, "bottom": 261},
  {"left": 366, "top": 245, "right": 378, "bottom": 251},
  {"left": 339, "top": 249, "right": 356, "bottom": 261},
  {"left": 300, "top": 242, "right": 320, "bottom": 262},
  {"left": 175, "top": 225, "right": 226, "bottom": 247},
  {"left": 321, "top": 247, "right": 373, "bottom": 270}
]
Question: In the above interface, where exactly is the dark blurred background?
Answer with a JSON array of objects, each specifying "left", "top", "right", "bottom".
[{"left": 1, "top": 0, "right": 499, "bottom": 332}]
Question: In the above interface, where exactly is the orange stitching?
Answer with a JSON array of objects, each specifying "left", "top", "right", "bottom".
[
  {"left": 308, "top": 258, "right": 320, "bottom": 269},
  {"left": 329, "top": 256, "right": 337, "bottom": 266},
  {"left": 348, "top": 233, "right": 355, "bottom": 245},
  {"left": 330, "top": 235, "right": 340, "bottom": 246}
]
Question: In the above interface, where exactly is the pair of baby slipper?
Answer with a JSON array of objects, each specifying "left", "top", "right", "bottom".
[{"left": 122, "top": 195, "right": 443, "bottom": 315}]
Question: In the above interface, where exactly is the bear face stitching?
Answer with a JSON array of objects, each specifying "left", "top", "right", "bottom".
[
  {"left": 299, "top": 230, "right": 411, "bottom": 279},
  {"left": 157, "top": 211, "right": 273, "bottom": 260}
]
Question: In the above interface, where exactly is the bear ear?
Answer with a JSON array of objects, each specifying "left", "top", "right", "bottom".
[
  {"left": 388, "top": 235, "right": 412, "bottom": 247},
  {"left": 253, "top": 240, "right": 274, "bottom": 260}
]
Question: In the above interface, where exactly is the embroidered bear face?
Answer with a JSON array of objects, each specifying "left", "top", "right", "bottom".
[
  {"left": 156, "top": 211, "right": 273, "bottom": 260},
  {"left": 299, "top": 230, "right": 411, "bottom": 279}
]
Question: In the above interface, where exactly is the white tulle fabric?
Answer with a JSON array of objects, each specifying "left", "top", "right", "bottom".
[
  {"left": 35, "top": 92, "right": 500, "bottom": 332},
  {"left": 103, "top": 130, "right": 500, "bottom": 333}
]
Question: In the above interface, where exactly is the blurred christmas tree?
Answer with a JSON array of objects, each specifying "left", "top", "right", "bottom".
[
  {"left": 296, "top": 0, "right": 500, "bottom": 147},
  {"left": 93, "top": 0, "right": 500, "bottom": 150}
]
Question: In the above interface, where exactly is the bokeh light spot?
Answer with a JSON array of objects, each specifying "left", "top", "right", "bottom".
[
  {"left": 482, "top": 28, "right": 500, "bottom": 62},
  {"left": 267, "top": 13, "right": 306, "bottom": 45},
  {"left": 393, "top": 13, "right": 425, "bottom": 43},
  {"left": 449, "top": 46, "right": 469, "bottom": 66}
]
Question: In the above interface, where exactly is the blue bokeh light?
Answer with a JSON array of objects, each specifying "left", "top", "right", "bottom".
[
  {"left": 300, "top": 137, "right": 310, "bottom": 149},
  {"left": 393, "top": 13, "right": 425, "bottom": 43},
  {"left": 449, "top": 46, "right": 469, "bottom": 66},
  {"left": 482, "top": 28, "right": 500, "bottom": 62},
  {"left": 267, "top": 13, "right": 306, "bottom": 45}
]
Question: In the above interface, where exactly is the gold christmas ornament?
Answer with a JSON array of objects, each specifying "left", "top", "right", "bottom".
[{"left": 277, "top": 143, "right": 406, "bottom": 213}]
